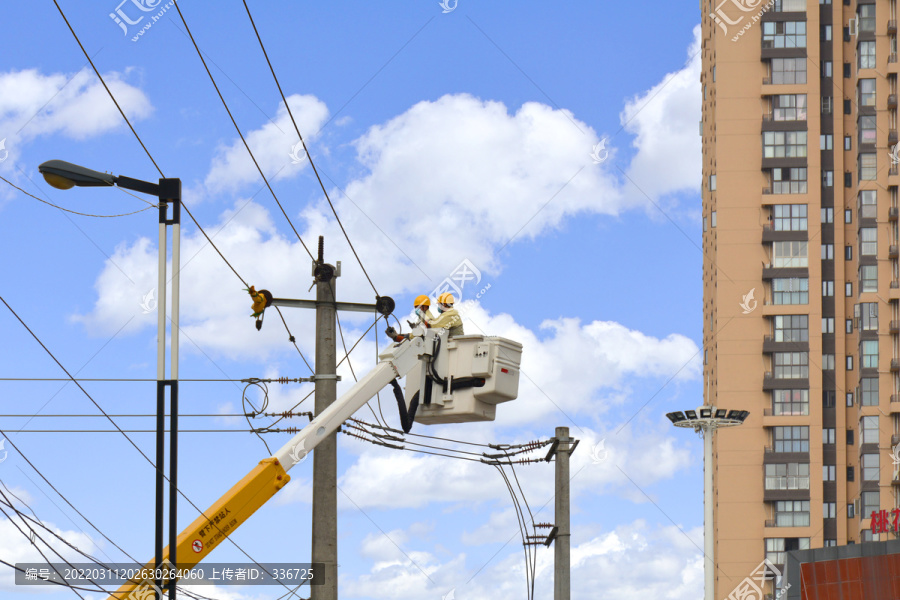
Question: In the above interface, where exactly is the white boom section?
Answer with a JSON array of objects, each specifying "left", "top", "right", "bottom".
[{"left": 272, "top": 332, "right": 431, "bottom": 471}]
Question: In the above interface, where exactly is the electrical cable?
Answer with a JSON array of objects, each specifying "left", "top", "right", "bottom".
[
  {"left": 171, "top": 0, "right": 314, "bottom": 261},
  {"left": 0, "top": 175, "right": 155, "bottom": 217},
  {"left": 242, "top": 379, "right": 273, "bottom": 454},
  {"left": 241, "top": 0, "right": 380, "bottom": 297}
]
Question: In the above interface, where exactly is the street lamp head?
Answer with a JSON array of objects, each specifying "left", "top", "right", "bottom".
[
  {"left": 38, "top": 160, "right": 116, "bottom": 190},
  {"left": 666, "top": 411, "right": 686, "bottom": 424}
]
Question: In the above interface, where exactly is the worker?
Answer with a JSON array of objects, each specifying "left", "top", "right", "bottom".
[
  {"left": 424, "top": 292, "right": 464, "bottom": 337},
  {"left": 407, "top": 294, "right": 436, "bottom": 329}
]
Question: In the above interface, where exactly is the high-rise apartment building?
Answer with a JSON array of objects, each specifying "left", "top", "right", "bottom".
[{"left": 703, "top": 0, "right": 900, "bottom": 598}]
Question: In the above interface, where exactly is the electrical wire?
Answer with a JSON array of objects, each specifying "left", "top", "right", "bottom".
[
  {"left": 336, "top": 311, "right": 385, "bottom": 429},
  {"left": 241, "top": 0, "right": 379, "bottom": 297},
  {"left": 242, "top": 379, "right": 273, "bottom": 453},
  {"left": 0, "top": 174, "right": 155, "bottom": 217},
  {"left": 171, "top": 0, "right": 314, "bottom": 261}
]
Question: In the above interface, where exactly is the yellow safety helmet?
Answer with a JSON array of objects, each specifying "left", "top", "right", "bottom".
[
  {"left": 438, "top": 292, "right": 455, "bottom": 306},
  {"left": 414, "top": 294, "right": 431, "bottom": 309}
]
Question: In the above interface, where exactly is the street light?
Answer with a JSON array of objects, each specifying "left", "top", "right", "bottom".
[
  {"left": 667, "top": 405, "right": 748, "bottom": 600},
  {"left": 39, "top": 160, "right": 181, "bottom": 600}
]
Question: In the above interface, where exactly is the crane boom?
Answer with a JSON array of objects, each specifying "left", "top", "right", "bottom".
[{"left": 106, "top": 334, "right": 430, "bottom": 600}]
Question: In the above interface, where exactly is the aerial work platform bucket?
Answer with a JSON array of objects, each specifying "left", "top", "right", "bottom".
[{"left": 404, "top": 333, "right": 523, "bottom": 424}]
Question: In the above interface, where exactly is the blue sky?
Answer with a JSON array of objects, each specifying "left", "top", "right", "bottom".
[{"left": 0, "top": 1, "right": 709, "bottom": 599}]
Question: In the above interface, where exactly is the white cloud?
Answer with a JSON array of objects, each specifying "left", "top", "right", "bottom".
[
  {"left": 340, "top": 520, "right": 703, "bottom": 600},
  {"left": 0, "top": 68, "right": 153, "bottom": 168},
  {"left": 204, "top": 94, "right": 329, "bottom": 193},
  {"left": 620, "top": 25, "right": 702, "bottom": 204}
]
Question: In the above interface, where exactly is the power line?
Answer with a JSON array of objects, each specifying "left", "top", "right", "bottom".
[
  {"left": 241, "top": 0, "right": 379, "bottom": 296},
  {"left": 0, "top": 174, "right": 155, "bottom": 218},
  {"left": 171, "top": 0, "right": 314, "bottom": 261}
]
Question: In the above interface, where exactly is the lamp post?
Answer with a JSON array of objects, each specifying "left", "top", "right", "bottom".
[
  {"left": 39, "top": 160, "right": 181, "bottom": 600},
  {"left": 667, "top": 406, "right": 749, "bottom": 600}
]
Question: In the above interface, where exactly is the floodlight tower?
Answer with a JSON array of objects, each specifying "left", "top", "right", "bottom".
[{"left": 667, "top": 406, "right": 749, "bottom": 600}]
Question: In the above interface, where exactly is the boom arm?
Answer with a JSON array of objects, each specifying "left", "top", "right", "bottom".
[{"left": 106, "top": 333, "right": 432, "bottom": 599}]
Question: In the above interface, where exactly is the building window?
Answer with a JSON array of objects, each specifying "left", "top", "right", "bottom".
[
  {"left": 845, "top": 282, "right": 853, "bottom": 297},
  {"left": 764, "top": 131, "right": 808, "bottom": 158},
  {"left": 823, "top": 428, "right": 835, "bottom": 444},
  {"left": 711, "top": 211, "right": 716, "bottom": 227},
  {"left": 773, "top": 240, "right": 808, "bottom": 267},
  {"left": 772, "top": 94, "right": 807, "bottom": 120},
  {"left": 776, "top": 501, "right": 811, "bottom": 526},
  {"left": 862, "top": 491, "right": 880, "bottom": 519},
  {"left": 821, "top": 207, "right": 833, "bottom": 223},
  {"left": 774, "top": 315, "right": 808, "bottom": 341},
  {"left": 822, "top": 317, "right": 834, "bottom": 334},
  {"left": 859, "top": 79, "right": 876, "bottom": 107},
  {"left": 859, "top": 115, "right": 877, "bottom": 145},
  {"left": 822, "top": 354, "right": 835, "bottom": 370},
  {"left": 771, "top": 58, "right": 807, "bottom": 84},
  {"left": 709, "top": 174, "right": 716, "bottom": 190},
  {"left": 845, "top": 208, "right": 852, "bottom": 224},
  {"left": 765, "top": 463, "right": 810, "bottom": 489},
  {"left": 823, "top": 390, "right": 835, "bottom": 408},
  {"left": 861, "top": 340, "right": 878, "bottom": 368},
  {"left": 846, "top": 318, "right": 852, "bottom": 333},
  {"left": 773, "top": 167, "right": 807, "bottom": 194},
  {"left": 823, "top": 170, "right": 833, "bottom": 186},
  {"left": 859, "top": 153, "right": 877, "bottom": 180},
  {"left": 822, "top": 280, "right": 834, "bottom": 297},
  {"left": 774, "top": 278, "right": 809, "bottom": 304},
  {"left": 822, "top": 96, "right": 833, "bottom": 113},
  {"left": 861, "top": 378, "right": 879, "bottom": 406},
  {"left": 847, "top": 466, "right": 855, "bottom": 481},
  {"left": 859, "top": 40, "right": 876, "bottom": 69},
  {"left": 847, "top": 429, "right": 854, "bottom": 445},
  {"left": 846, "top": 355, "right": 854, "bottom": 370},
  {"left": 847, "top": 392, "right": 854, "bottom": 407},
  {"left": 704, "top": 217, "right": 708, "bottom": 232},
  {"left": 773, "top": 426, "right": 809, "bottom": 452},
  {"left": 763, "top": 21, "right": 807, "bottom": 48},
  {"left": 824, "top": 539, "right": 837, "bottom": 547},
  {"left": 858, "top": 5, "right": 876, "bottom": 33},
  {"left": 845, "top": 245, "right": 853, "bottom": 260},
  {"left": 861, "top": 416, "right": 879, "bottom": 444},
  {"left": 822, "top": 24, "right": 832, "bottom": 40},
  {"left": 860, "top": 228, "right": 877, "bottom": 256},
  {"left": 774, "top": 352, "right": 808, "bottom": 378},
  {"left": 822, "top": 244, "right": 834, "bottom": 259},
  {"left": 823, "top": 465, "right": 836, "bottom": 481},
  {"left": 820, "top": 134, "right": 833, "bottom": 149},
  {"left": 766, "top": 538, "right": 809, "bottom": 566},
  {"left": 773, "top": 389, "right": 810, "bottom": 415},
  {"left": 860, "top": 265, "right": 878, "bottom": 292},
  {"left": 859, "top": 190, "right": 877, "bottom": 218},
  {"left": 773, "top": 0, "right": 807, "bottom": 10},
  {"left": 859, "top": 302, "right": 878, "bottom": 330},
  {"left": 773, "top": 204, "right": 807, "bottom": 230},
  {"left": 822, "top": 61, "right": 833, "bottom": 77},
  {"left": 845, "top": 135, "right": 852, "bottom": 150},
  {"left": 862, "top": 453, "right": 880, "bottom": 481}
]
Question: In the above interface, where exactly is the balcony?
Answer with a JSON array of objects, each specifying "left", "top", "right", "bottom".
[
  {"left": 763, "top": 186, "right": 773, "bottom": 195},
  {"left": 891, "top": 245, "right": 900, "bottom": 258},
  {"left": 891, "top": 281, "right": 900, "bottom": 302},
  {"left": 890, "top": 94, "right": 898, "bottom": 109},
  {"left": 763, "top": 335, "right": 809, "bottom": 353},
  {"left": 891, "top": 20, "right": 898, "bottom": 34},
  {"left": 890, "top": 207, "right": 899, "bottom": 221},
  {"left": 892, "top": 395, "right": 900, "bottom": 412},
  {"left": 891, "top": 130, "right": 899, "bottom": 146},
  {"left": 892, "top": 359, "right": 900, "bottom": 372},
  {"left": 763, "top": 77, "right": 773, "bottom": 85},
  {"left": 892, "top": 321, "right": 900, "bottom": 333},
  {"left": 765, "top": 519, "right": 777, "bottom": 527},
  {"left": 762, "top": 224, "right": 808, "bottom": 242}
]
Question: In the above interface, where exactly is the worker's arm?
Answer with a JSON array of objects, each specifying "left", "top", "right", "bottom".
[
  {"left": 426, "top": 308, "right": 461, "bottom": 331},
  {"left": 106, "top": 334, "right": 430, "bottom": 600}
]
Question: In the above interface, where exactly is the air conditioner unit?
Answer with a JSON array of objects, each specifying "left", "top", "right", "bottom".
[{"left": 849, "top": 18, "right": 858, "bottom": 36}]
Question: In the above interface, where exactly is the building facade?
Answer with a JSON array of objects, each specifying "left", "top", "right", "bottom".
[{"left": 703, "top": 0, "right": 900, "bottom": 598}]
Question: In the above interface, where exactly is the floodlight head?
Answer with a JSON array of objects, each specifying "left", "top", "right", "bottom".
[
  {"left": 699, "top": 407, "right": 712, "bottom": 418},
  {"left": 38, "top": 160, "right": 116, "bottom": 189},
  {"left": 685, "top": 410, "right": 698, "bottom": 420},
  {"left": 726, "top": 409, "right": 741, "bottom": 420},
  {"left": 737, "top": 410, "right": 750, "bottom": 422},
  {"left": 666, "top": 411, "right": 686, "bottom": 424},
  {"left": 715, "top": 409, "right": 728, "bottom": 419}
]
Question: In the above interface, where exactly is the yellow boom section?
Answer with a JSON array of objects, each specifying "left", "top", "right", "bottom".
[{"left": 107, "top": 457, "right": 289, "bottom": 600}]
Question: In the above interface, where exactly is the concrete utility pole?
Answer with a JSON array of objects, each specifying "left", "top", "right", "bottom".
[
  {"left": 311, "top": 237, "right": 338, "bottom": 600},
  {"left": 553, "top": 426, "right": 571, "bottom": 600}
]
